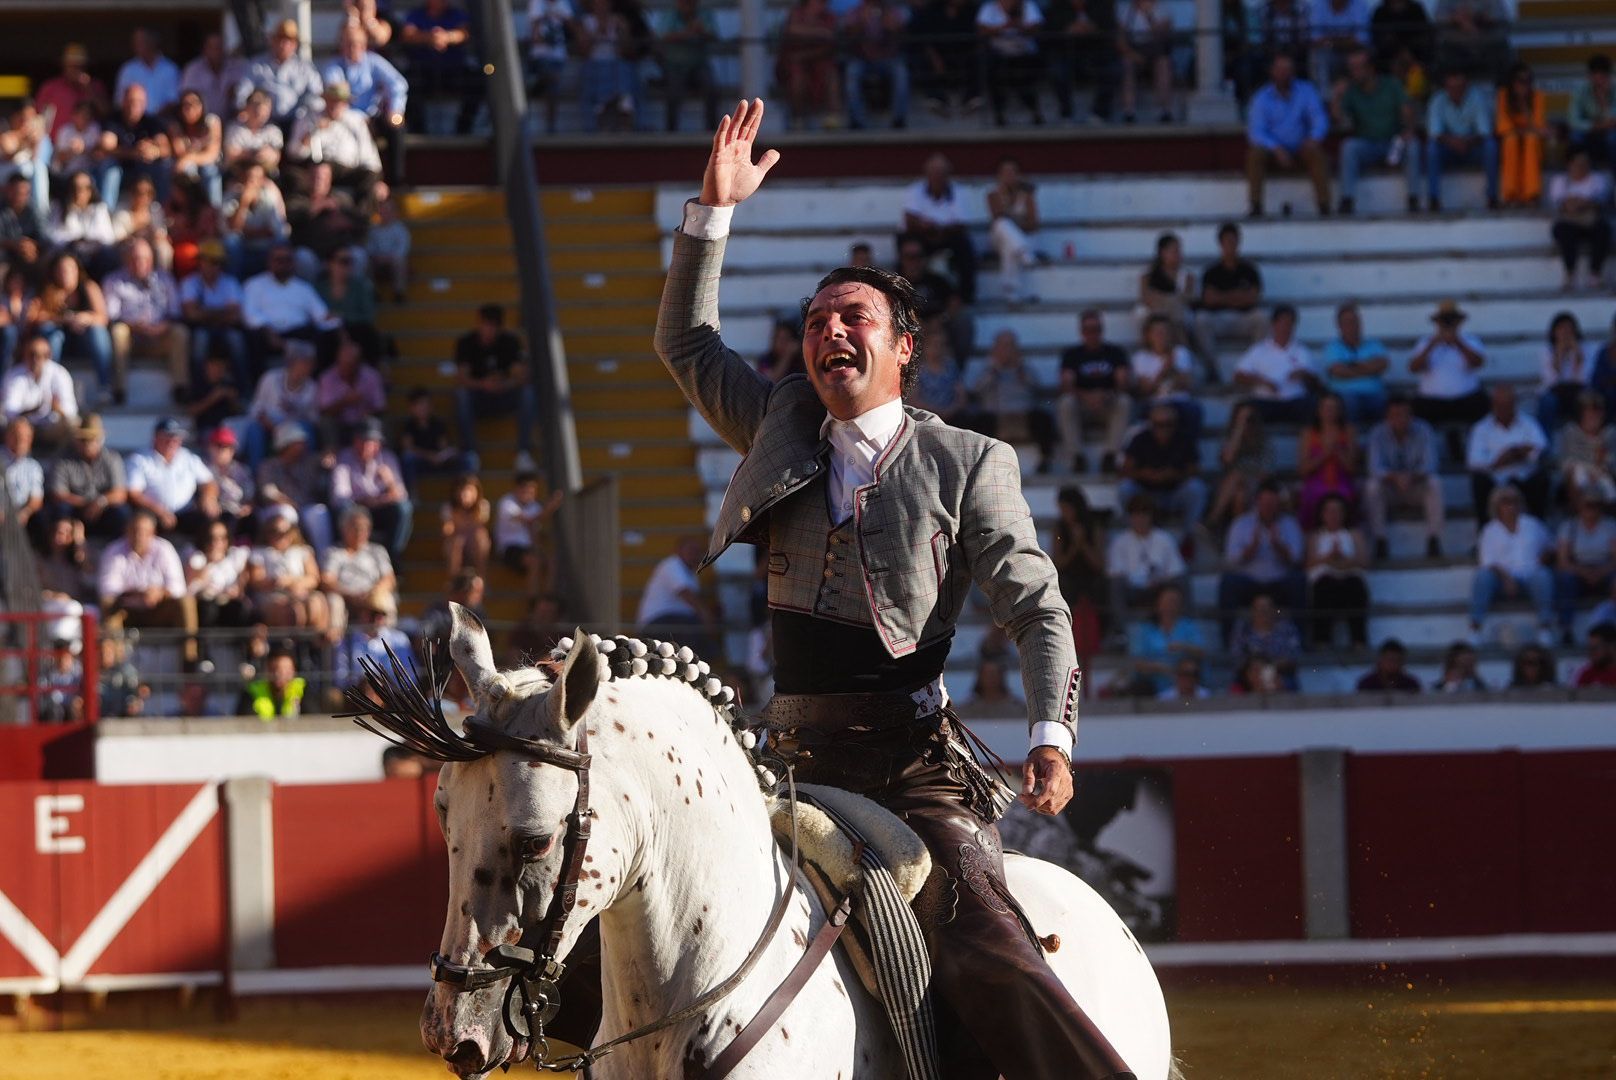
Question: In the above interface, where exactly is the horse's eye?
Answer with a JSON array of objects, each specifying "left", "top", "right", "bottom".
[{"left": 516, "top": 834, "right": 554, "bottom": 862}]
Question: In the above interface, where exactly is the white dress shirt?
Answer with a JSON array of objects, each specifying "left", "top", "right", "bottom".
[
  {"left": 1236, "top": 337, "right": 1315, "bottom": 401},
  {"left": 1411, "top": 332, "right": 1486, "bottom": 399},
  {"left": 1, "top": 360, "right": 78, "bottom": 425},
  {"left": 1466, "top": 412, "right": 1547, "bottom": 483},
  {"left": 681, "top": 198, "right": 1069, "bottom": 757}
]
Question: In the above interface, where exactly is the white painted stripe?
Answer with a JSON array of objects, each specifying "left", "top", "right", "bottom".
[
  {"left": 58, "top": 784, "right": 220, "bottom": 984},
  {"left": 1147, "top": 933, "right": 1616, "bottom": 966},
  {"left": 0, "top": 886, "right": 60, "bottom": 981},
  {"left": 233, "top": 965, "right": 427, "bottom": 994},
  {"left": 71, "top": 971, "right": 224, "bottom": 992},
  {"left": 0, "top": 975, "right": 57, "bottom": 994}
]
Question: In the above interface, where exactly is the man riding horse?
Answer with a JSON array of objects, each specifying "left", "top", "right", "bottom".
[{"left": 646, "top": 99, "right": 1133, "bottom": 1080}]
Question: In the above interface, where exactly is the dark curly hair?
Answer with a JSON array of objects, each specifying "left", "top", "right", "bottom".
[{"left": 800, "top": 265, "right": 924, "bottom": 397}]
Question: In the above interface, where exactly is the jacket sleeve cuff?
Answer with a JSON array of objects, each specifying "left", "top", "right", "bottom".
[
  {"left": 681, "top": 199, "right": 734, "bottom": 241},
  {"left": 1029, "top": 721, "right": 1074, "bottom": 759}
]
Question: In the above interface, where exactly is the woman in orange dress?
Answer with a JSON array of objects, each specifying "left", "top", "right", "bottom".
[{"left": 1497, "top": 62, "right": 1548, "bottom": 206}]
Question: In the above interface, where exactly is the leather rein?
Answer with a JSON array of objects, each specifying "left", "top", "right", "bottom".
[{"left": 428, "top": 719, "right": 846, "bottom": 1078}]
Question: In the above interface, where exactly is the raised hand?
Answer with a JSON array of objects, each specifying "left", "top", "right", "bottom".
[{"left": 701, "top": 98, "right": 781, "bottom": 209}]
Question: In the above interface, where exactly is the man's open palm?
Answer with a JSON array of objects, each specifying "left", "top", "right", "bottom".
[{"left": 701, "top": 98, "right": 781, "bottom": 208}]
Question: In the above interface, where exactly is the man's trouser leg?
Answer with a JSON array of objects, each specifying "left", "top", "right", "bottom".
[{"left": 1245, "top": 143, "right": 1268, "bottom": 209}]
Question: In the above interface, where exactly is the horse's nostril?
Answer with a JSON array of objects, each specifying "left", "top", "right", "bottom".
[{"left": 446, "top": 1039, "right": 486, "bottom": 1070}]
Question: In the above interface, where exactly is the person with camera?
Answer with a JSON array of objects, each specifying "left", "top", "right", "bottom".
[{"left": 1410, "top": 297, "right": 1488, "bottom": 459}]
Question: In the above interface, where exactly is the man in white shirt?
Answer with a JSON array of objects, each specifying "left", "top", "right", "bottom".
[
  {"left": 288, "top": 82, "right": 383, "bottom": 198},
  {"left": 97, "top": 508, "right": 198, "bottom": 660},
  {"left": 243, "top": 243, "right": 340, "bottom": 372},
  {"left": 1466, "top": 383, "right": 1548, "bottom": 522},
  {"left": 1107, "top": 493, "right": 1188, "bottom": 619},
  {"left": 0, "top": 416, "right": 45, "bottom": 526},
  {"left": 636, "top": 535, "right": 714, "bottom": 654},
  {"left": 1410, "top": 298, "right": 1488, "bottom": 454},
  {"left": 0, "top": 331, "right": 78, "bottom": 449},
  {"left": 1233, "top": 303, "right": 1321, "bottom": 423},
  {"left": 1469, "top": 484, "right": 1554, "bottom": 646},
  {"left": 114, "top": 28, "right": 181, "bottom": 114},
  {"left": 126, "top": 416, "right": 219, "bottom": 537},
  {"left": 900, "top": 152, "right": 977, "bottom": 302}
]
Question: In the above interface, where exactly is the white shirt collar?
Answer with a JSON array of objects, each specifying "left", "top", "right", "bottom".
[{"left": 818, "top": 397, "right": 906, "bottom": 450}]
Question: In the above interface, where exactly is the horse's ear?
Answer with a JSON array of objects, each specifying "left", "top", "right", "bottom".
[
  {"left": 550, "top": 629, "right": 600, "bottom": 733},
  {"left": 448, "top": 602, "right": 506, "bottom": 709}
]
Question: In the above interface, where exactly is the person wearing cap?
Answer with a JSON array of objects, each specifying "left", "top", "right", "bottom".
[
  {"left": 98, "top": 508, "right": 199, "bottom": 663},
  {"left": 324, "top": 20, "right": 408, "bottom": 180},
  {"left": 104, "top": 237, "right": 191, "bottom": 400},
  {"left": 127, "top": 417, "right": 219, "bottom": 538},
  {"left": 242, "top": 18, "right": 324, "bottom": 129},
  {"left": 244, "top": 337, "right": 319, "bottom": 465},
  {"left": 1409, "top": 298, "right": 1488, "bottom": 440},
  {"left": 48, "top": 413, "right": 129, "bottom": 538},
  {"left": 243, "top": 242, "right": 340, "bottom": 373},
  {"left": 203, "top": 425, "right": 255, "bottom": 532},
  {"left": 331, "top": 418, "right": 412, "bottom": 558},
  {"left": 288, "top": 81, "right": 383, "bottom": 199},
  {"left": 1467, "top": 383, "right": 1548, "bottom": 523},
  {"left": 400, "top": 0, "right": 479, "bottom": 134},
  {"left": 256, "top": 421, "right": 333, "bottom": 553},
  {"left": 181, "top": 239, "right": 249, "bottom": 390},
  {"left": 36, "top": 43, "right": 111, "bottom": 141},
  {"left": 0, "top": 416, "right": 45, "bottom": 529},
  {"left": 115, "top": 27, "right": 182, "bottom": 115},
  {"left": 1355, "top": 638, "right": 1421, "bottom": 693},
  {"left": 2, "top": 331, "right": 78, "bottom": 448},
  {"left": 180, "top": 32, "right": 250, "bottom": 121}
]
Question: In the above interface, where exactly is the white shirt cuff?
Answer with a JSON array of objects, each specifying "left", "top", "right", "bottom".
[
  {"left": 681, "top": 199, "right": 733, "bottom": 241},
  {"left": 1029, "top": 721, "right": 1074, "bottom": 759}
]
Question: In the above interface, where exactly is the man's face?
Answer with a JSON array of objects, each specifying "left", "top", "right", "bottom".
[
  {"left": 1347, "top": 52, "right": 1371, "bottom": 84},
  {"left": 346, "top": 516, "right": 372, "bottom": 545},
  {"left": 23, "top": 337, "right": 50, "bottom": 374},
  {"left": 1149, "top": 407, "right": 1177, "bottom": 443},
  {"left": 127, "top": 242, "right": 154, "bottom": 279},
  {"left": 1338, "top": 306, "right": 1362, "bottom": 341},
  {"left": 269, "top": 248, "right": 295, "bottom": 281},
  {"left": 1387, "top": 402, "right": 1411, "bottom": 434},
  {"left": 1256, "top": 489, "right": 1279, "bottom": 520},
  {"left": 1445, "top": 73, "right": 1468, "bottom": 101},
  {"left": 516, "top": 481, "right": 540, "bottom": 504},
  {"left": 7, "top": 179, "right": 29, "bottom": 212},
  {"left": 1128, "top": 508, "right": 1151, "bottom": 535},
  {"left": 897, "top": 244, "right": 927, "bottom": 279},
  {"left": 1079, "top": 316, "right": 1103, "bottom": 346},
  {"left": 1218, "top": 231, "right": 1239, "bottom": 260},
  {"left": 1271, "top": 56, "right": 1295, "bottom": 90},
  {"left": 341, "top": 25, "right": 366, "bottom": 59},
  {"left": 1378, "top": 649, "right": 1404, "bottom": 675},
  {"left": 1594, "top": 70, "right": 1612, "bottom": 94},
  {"left": 202, "top": 33, "right": 224, "bottom": 65},
  {"left": 356, "top": 435, "right": 380, "bottom": 462},
  {"left": 247, "top": 96, "right": 271, "bottom": 125},
  {"left": 130, "top": 516, "right": 156, "bottom": 552},
  {"left": 154, "top": 431, "right": 182, "bottom": 460},
  {"left": 1272, "top": 312, "right": 1296, "bottom": 345},
  {"left": 461, "top": 577, "right": 486, "bottom": 607},
  {"left": 336, "top": 341, "right": 361, "bottom": 374},
  {"left": 922, "top": 154, "right": 949, "bottom": 190},
  {"left": 1492, "top": 387, "right": 1516, "bottom": 424},
  {"left": 476, "top": 317, "right": 499, "bottom": 343},
  {"left": 4, "top": 420, "right": 31, "bottom": 457},
  {"left": 76, "top": 432, "right": 102, "bottom": 459},
  {"left": 802, "top": 281, "right": 911, "bottom": 420},
  {"left": 272, "top": 32, "right": 297, "bottom": 63},
  {"left": 991, "top": 331, "right": 1019, "bottom": 367},
  {"left": 122, "top": 84, "right": 146, "bottom": 121},
  {"left": 133, "top": 29, "right": 156, "bottom": 61},
  {"left": 268, "top": 656, "right": 295, "bottom": 690}
]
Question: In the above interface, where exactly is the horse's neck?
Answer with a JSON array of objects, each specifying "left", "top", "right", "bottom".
[{"left": 593, "top": 691, "right": 803, "bottom": 1072}]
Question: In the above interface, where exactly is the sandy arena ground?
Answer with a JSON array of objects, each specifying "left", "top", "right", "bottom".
[{"left": 0, "top": 980, "right": 1612, "bottom": 1079}]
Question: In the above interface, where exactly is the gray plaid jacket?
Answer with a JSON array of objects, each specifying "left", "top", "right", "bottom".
[{"left": 654, "top": 230, "right": 1079, "bottom": 741}]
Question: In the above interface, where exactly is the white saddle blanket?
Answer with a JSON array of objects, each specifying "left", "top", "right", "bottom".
[{"left": 768, "top": 783, "right": 932, "bottom": 903}]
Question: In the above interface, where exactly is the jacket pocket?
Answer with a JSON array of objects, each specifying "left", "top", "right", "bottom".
[{"left": 930, "top": 530, "right": 955, "bottom": 621}]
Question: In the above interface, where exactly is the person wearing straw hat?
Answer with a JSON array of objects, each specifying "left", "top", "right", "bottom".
[
  {"left": 243, "top": 18, "right": 324, "bottom": 130},
  {"left": 49, "top": 412, "right": 131, "bottom": 537},
  {"left": 1409, "top": 297, "right": 1488, "bottom": 454}
]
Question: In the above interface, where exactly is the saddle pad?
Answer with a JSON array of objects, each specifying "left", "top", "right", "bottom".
[{"left": 768, "top": 783, "right": 932, "bottom": 903}]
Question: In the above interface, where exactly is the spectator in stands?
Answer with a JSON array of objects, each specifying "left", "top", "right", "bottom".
[
  {"left": 1554, "top": 495, "right": 1616, "bottom": 641},
  {"left": 1, "top": 102, "right": 50, "bottom": 220},
  {"left": 244, "top": 243, "right": 339, "bottom": 373},
  {"left": 248, "top": 514, "right": 333, "bottom": 641},
  {"left": 1, "top": 332, "right": 78, "bottom": 449},
  {"left": 49, "top": 414, "right": 129, "bottom": 539},
  {"left": 1129, "top": 313, "right": 1203, "bottom": 440},
  {"left": 454, "top": 303, "right": 536, "bottom": 470},
  {"left": 1219, "top": 478, "right": 1307, "bottom": 638},
  {"left": 37, "top": 515, "right": 92, "bottom": 620},
  {"left": 902, "top": 154, "right": 977, "bottom": 303},
  {"left": 317, "top": 336, "right": 387, "bottom": 440},
  {"left": 1434, "top": 0, "right": 1508, "bottom": 84},
  {"left": 909, "top": 0, "right": 983, "bottom": 118},
  {"left": 98, "top": 508, "right": 197, "bottom": 661},
  {"left": 1496, "top": 63, "right": 1547, "bottom": 208},
  {"left": 1425, "top": 68, "right": 1498, "bottom": 211},
  {"left": 322, "top": 504, "right": 398, "bottom": 625},
  {"left": 1470, "top": 484, "right": 1554, "bottom": 646},
  {"left": 1306, "top": 492, "right": 1369, "bottom": 646},
  {"left": 235, "top": 647, "right": 306, "bottom": 719},
  {"left": 1057, "top": 309, "right": 1129, "bottom": 473},
  {"left": 227, "top": 164, "right": 291, "bottom": 280},
  {"left": 169, "top": 91, "right": 223, "bottom": 208},
  {"left": 52, "top": 103, "right": 103, "bottom": 196},
  {"left": 964, "top": 329, "right": 1057, "bottom": 473},
  {"left": 1556, "top": 392, "right": 1616, "bottom": 505},
  {"left": 245, "top": 340, "right": 318, "bottom": 467},
  {"left": 420, "top": 567, "right": 487, "bottom": 653},
  {"left": 977, "top": 0, "right": 1047, "bottom": 126},
  {"left": 331, "top": 417, "right": 412, "bottom": 558},
  {"left": 1118, "top": 0, "right": 1176, "bottom": 124},
  {"left": 51, "top": 171, "right": 118, "bottom": 277},
  {"left": 897, "top": 235, "right": 974, "bottom": 368},
  {"left": 224, "top": 90, "right": 285, "bottom": 176},
  {"left": 1434, "top": 640, "right": 1485, "bottom": 691},
  {"left": 506, "top": 592, "right": 567, "bottom": 666},
  {"left": 1549, "top": 153, "right": 1610, "bottom": 293},
  {"left": 1230, "top": 593, "right": 1302, "bottom": 689},
  {"left": 1356, "top": 637, "right": 1419, "bottom": 692},
  {"left": 1311, "top": 0, "right": 1370, "bottom": 87},
  {"left": 1231, "top": 653, "right": 1284, "bottom": 694},
  {"left": 841, "top": 0, "right": 910, "bottom": 130},
  {"left": 181, "top": 240, "right": 249, "bottom": 390},
  {"left": 325, "top": 21, "right": 409, "bottom": 179},
  {"left": 104, "top": 237, "right": 189, "bottom": 401},
  {"left": 1108, "top": 493, "right": 1188, "bottom": 621},
  {"left": 1298, "top": 392, "right": 1359, "bottom": 526},
  {"left": 776, "top": 0, "right": 842, "bottom": 130},
  {"left": 1321, "top": 301, "right": 1389, "bottom": 424},
  {"left": 1120, "top": 401, "right": 1206, "bottom": 549},
  {"left": 186, "top": 351, "right": 243, "bottom": 442},
  {"left": 113, "top": 176, "right": 174, "bottom": 272},
  {"left": 291, "top": 83, "right": 384, "bottom": 202},
  {"left": 1234, "top": 304, "right": 1321, "bottom": 424},
  {"left": 966, "top": 656, "right": 1018, "bottom": 707},
  {"left": 399, "top": 387, "right": 475, "bottom": 490},
  {"left": 0, "top": 174, "right": 47, "bottom": 280},
  {"left": 986, "top": 158, "right": 1040, "bottom": 305},
  {"left": 1369, "top": 0, "right": 1432, "bottom": 72},
  {"left": 246, "top": 19, "right": 324, "bottom": 130},
  {"left": 36, "top": 44, "right": 110, "bottom": 142},
  {"left": 1254, "top": 0, "right": 1310, "bottom": 80},
  {"left": 1364, "top": 395, "right": 1443, "bottom": 559},
  {"left": 1051, "top": 484, "right": 1106, "bottom": 654},
  {"left": 185, "top": 518, "right": 252, "bottom": 643},
  {"left": 115, "top": 28, "right": 181, "bottom": 115},
  {"left": 1333, "top": 46, "right": 1417, "bottom": 215},
  {"left": 318, "top": 248, "right": 381, "bottom": 363},
  {"left": 289, "top": 164, "right": 368, "bottom": 284},
  {"left": 127, "top": 417, "right": 219, "bottom": 538},
  {"left": 181, "top": 32, "right": 249, "bottom": 121},
  {"left": 637, "top": 534, "right": 716, "bottom": 656},
  {"left": 0, "top": 266, "right": 25, "bottom": 368},
  {"left": 1468, "top": 384, "right": 1549, "bottom": 522},
  {"left": 340, "top": 616, "right": 415, "bottom": 697},
  {"left": 365, "top": 189, "right": 411, "bottom": 302},
  {"left": 1245, "top": 52, "right": 1330, "bottom": 219},
  {"left": 1158, "top": 656, "right": 1210, "bottom": 701},
  {"left": 1045, "top": 0, "right": 1119, "bottom": 123},
  {"left": 441, "top": 472, "right": 491, "bottom": 580},
  {"left": 1538, "top": 311, "right": 1590, "bottom": 438},
  {"left": 1509, "top": 642, "right": 1557, "bottom": 688},
  {"left": 97, "top": 84, "right": 171, "bottom": 210},
  {"left": 1572, "top": 622, "right": 1616, "bottom": 688},
  {"left": 256, "top": 422, "right": 333, "bottom": 553},
  {"left": 405, "top": 0, "right": 484, "bottom": 133},
  {"left": 1195, "top": 222, "right": 1266, "bottom": 359},
  {"left": 205, "top": 425, "right": 253, "bottom": 529},
  {"left": 1138, "top": 232, "right": 1211, "bottom": 369},
  {"left": 1206, "top": 400, "right": 1273, "bottom": 534},
  {"left": 0, "top": 416, "right": 43, "bottom": 528},
  {"left": 1568, "top": 54, "right": 1616, "bottom": 166},
  {"left": 526, "top": 0, "right": 576, "bottom": 135},
  {"left": 495, "top": 472, "right": 563, "bottom": 597},
  {"left": 1410, "top": 298, "right": 1488, "bottom": 441}
]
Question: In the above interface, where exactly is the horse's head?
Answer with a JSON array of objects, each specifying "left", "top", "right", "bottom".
[{"left": 423, "top": 603, "right": 612, "bottom": 1076}]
